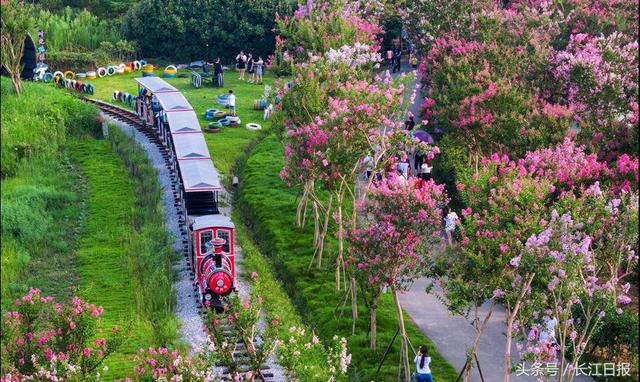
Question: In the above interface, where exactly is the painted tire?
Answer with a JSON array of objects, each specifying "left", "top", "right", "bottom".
[
  {"left": 133, "top": 60, "right": 141, "bottom": 70},
  {"left": 142, "top": 72, "right": 154, "bottom": 77},
  {"left": 63, "top": 70, "right": 75, "bottom": 80},
  {"left": 163, "top": 72, "right": 176, "bottom": 78},
  {"left": 53, "top": 71, "right": 64, "bottom": 80},
  {"left": 218, "top": 118, "right": 231, "bottom": 126},
  {"left": 86, "top": 71, "right": 97, "bottom": 79},
  {"left": 43, "top": 72, "right": 54, "bottom": 82},
  {"left": 139, "top": 59, "right": 146, "bottom": 66},
  {"left": 75, "top": 81, "right": 83, "bottom": 91},
  {"left": 124, "top": 66, "right": 132, "bottom": 73},
  {"left": 85, "top": 84, "right": 94, "bottom": 95},
  {"left": 246, "top": 123, "right": 262, "bottom": 130},
  {"left": 208, "top": 121, "right": 223, "bottom": 128},
  {"left": 76, "top": 73, "right": 86, "bottom": 80},
  {"left": 107, "top": 66, "right": 116, "bottom": 76},
  {"left": 213, "top": 111, "right": 227, "bottom": 118},
  {"left": 97, "top": 67, "right": 107, "bottom": 77},
  {"left": 113, "top": 90, "right": 121, "bottom": 101},
  {"left": 226, "top": 115, "right": 240, "bottom": 122}
]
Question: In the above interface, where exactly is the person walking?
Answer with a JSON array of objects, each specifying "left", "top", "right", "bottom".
[
  {"left": 214, "top": 58, "right": 224, "bottom": 88},
  {"left": 414, "top": 345, "right": 433, "bottom": 382},
  {"left": 247, "top": 53, "right": 255, "bottom": 83},
  {"left": 255, "top": 56, "right": 264, "bottom": 85},
  {"left": 397, "top": 152, "right": 410, "bottom": 179},
  {"left": 420, "top": 160, "right": 432, "bottom": 181},
  {"left": 236, "top": 51, "right": 247, "bottom": 80},
  {"left": 392, "top": 44, "right": 402, "bottom": 73},
  {"left": 405, "top": 114, "right": 416, "bottom": 131},
  {"left": 444, "top": 206, "right": 459, "bottom": 247}
]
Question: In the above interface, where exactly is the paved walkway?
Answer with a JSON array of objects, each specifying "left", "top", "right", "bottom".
[{"left": 391, "top": 61, "right": 591, "bottom": 382}]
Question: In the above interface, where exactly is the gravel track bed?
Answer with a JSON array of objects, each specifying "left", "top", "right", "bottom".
[{"left": 104, "top": 114, "right": 285, "bottom": 381}]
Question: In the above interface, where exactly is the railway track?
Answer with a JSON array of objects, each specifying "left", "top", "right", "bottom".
[{"left": 84, "top": 97, "right": 276, "bottom": 382}]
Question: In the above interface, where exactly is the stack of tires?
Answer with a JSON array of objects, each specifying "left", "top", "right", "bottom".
[
  {"left": 217, "top": 94, "right": 230, "bottom": 106},
  {"left": 142, "top": 64, "right": 154, "bottom": 77},
  {"left": 163, "top": 65, "right": 177, "bottom": 78}
]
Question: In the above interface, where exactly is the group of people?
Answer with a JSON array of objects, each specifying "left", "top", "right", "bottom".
[{"left": 235, "top": 51, "right": 265, "bottom": 84}]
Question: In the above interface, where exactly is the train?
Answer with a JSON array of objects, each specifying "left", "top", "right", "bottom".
[{"left": 134, "top": 76, "right": 236, "bottom": 309}]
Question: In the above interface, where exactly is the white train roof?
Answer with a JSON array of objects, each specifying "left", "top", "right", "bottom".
[
  {"left": 179, "top": 159, "right": 222, "bottom": 192},
  {"left": 155, "top": 92, "right": 192, "bottom": 111},
  {"left": 166, "top": 111, "right": 202, "bottom": 133},
  {"left": 134, "top": 77, "right": 178, "bottom": 93},
  {"left": 173, "top": 133, "right": 210, "bottom": 159},
  {"left": 193, "top": 215, "right": 235, "bottom": 230}
]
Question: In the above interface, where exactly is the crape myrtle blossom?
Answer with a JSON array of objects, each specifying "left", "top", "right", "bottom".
[
  {"left": 514, "top": 203, "right": 638, "bottom": 381},
  {"left": 347, "top": 176, "right": 448, "bottom": 351},
  {"left": 1, "top": 289, "right": 125, "bottom": 381}
]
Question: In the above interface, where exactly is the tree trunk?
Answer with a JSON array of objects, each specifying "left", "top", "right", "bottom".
[
  {"left": 351, "top": 277, "right": 358, "bottom": 335},
  {"left": 504, "top": 273, "right": 535, "bottom": 382},
  {"left": 335, "top": 191, "right": 344, "bottom": 291},
  {"left": 11, "top": 73, "right": 22, "bottom": 96},
  {"left": 392, "top": 287, "right": 411, "bottom": 382},
  {"left": 370, "top": 304, "right": 378, "bottom": 350},
  {"left": 296, "top": 184, "right": 308, "bottom": 227},
  {"left": 461, "top": 300, "right": 496, "bottom": 381}
]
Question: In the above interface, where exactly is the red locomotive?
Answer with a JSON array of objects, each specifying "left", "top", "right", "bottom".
[{"left": 134, "top": 76, "right": 236, "bottom": 308}]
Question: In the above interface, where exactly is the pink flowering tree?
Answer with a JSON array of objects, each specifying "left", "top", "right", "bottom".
[
  {"left": 1, "top": 289, "right": 125, "bottom": 381},
  {"left": 508, "top": 192, "right": 638, "bottom": 381},
  {"left": 442, "top": 138, "right": 638, "bottom": 380},
  {"left": 346, "top": 176, "right": 448, "bottom": 375}
]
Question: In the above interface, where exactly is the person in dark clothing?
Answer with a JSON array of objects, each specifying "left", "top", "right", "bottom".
[
  {"left": 405, "top": 115, "right": 415, "bottom": 131},
  {"left": 214, "top": 58, "right": 224, "bottom": 87},
  {"left": 392, "top": 46, "right": 402, "bottom": 73}
]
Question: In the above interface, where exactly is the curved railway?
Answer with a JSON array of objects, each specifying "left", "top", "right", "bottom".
[{"left": 83, "top": 96, "right": 276, "bottom": 382}]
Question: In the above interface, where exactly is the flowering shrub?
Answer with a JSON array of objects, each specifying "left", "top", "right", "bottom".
[
  {"left": 274, "top": 0, "right": 383, "bottom": 68},
  {"left": 204, "top": 293, "right": 279, "bottom": 381},
  {"left": 277, "top": 326, "right": 351, "bottom": 382},
  {"left": 128, "top": 346, "right": 217, "bottom": 382},
  {"left": 1, "top": 289, "right": 125, "bottom": 381}
]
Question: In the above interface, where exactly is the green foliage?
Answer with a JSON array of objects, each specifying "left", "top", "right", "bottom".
[
  {"left": 121, "top": 0, "right": 295, "bottom": 62},
  {"left": 0, "top": 77, "right": 100, "bottom": 177},
  {"left": 237, "top": 134, "right": 458, "bottom": 381},
  {"left": 1, "top": 0, "right": 34, "bottom": 95},
  {"left": 32, "top": 7, "right": 121, "bottom": 52},
  {"left": 36, "top": 0, "right": 135, "bottom": 18}
]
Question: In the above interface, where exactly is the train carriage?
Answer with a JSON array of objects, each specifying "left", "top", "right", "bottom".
[{"left": 134, "top": 76, "right": 236, "bottom": 309}]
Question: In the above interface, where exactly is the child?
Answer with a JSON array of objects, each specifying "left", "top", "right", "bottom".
[
  {"left": 227, "top": 90, "right": 236, "bottom": 116},
  {"left": 255, "top": 56, "right": 264, "bottom": 85}
]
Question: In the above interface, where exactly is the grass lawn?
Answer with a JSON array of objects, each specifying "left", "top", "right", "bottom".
[{"left": 70, "top": 137, "right": 178, "bottom": 380}]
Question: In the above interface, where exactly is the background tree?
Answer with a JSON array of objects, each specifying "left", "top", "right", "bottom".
[
  {"left": 1, "top": 0, "right": 33, "bottom": 96},
  {"left": 121, "top": 0, "right": 295, "bottom": 62}
]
